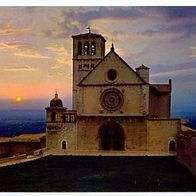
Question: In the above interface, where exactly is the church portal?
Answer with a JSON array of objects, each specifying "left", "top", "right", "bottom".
[{"left": 98, "top": 122, "right": 125, "bottom": 151}]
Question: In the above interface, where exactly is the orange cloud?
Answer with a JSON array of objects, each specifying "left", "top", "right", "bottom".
[
  {"left": 2, "top": 65, "right": 36, "bottom": 72},
  {"left": 45, "top": 45, "right": 66, "bottom": 53},
  {"left": 190, "top": 46, "right": 196, "bottom": 58},
  {"left": 0, "top": 26, "right": 30, "bottom": 36},
  {"left": 51, "top": 64, "right": 62, "bottom": 70},
  {"left": 0, "top": 41, "right": 24, "bottom": 51},
  {"left": 14, "top": 49, "right": 50, "bottom": 59}
]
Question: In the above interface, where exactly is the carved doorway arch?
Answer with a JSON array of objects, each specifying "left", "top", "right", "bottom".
[{"left": 98, "top": 122, "right": 125, "bottom": 150}]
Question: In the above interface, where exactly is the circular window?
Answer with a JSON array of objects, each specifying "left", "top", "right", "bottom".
[
  {"left": 100, "top": 88, "right": 124, "bottom": 111},
  {"left": 107, "top": 69, "right": 117, "bottom": 81}
]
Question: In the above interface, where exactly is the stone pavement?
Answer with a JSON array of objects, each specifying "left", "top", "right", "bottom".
[
  {"left": 0, "top": 155, "right": 42, "bottom": 167},
  {"left": 0, "top": 149, "right": 176, "bottom": 168},
  {"left": 44, "top": 149, "right": 176, "bottom": 157}
]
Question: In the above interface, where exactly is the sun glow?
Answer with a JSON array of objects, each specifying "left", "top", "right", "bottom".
[{"left": 15, "top": 96, "right": 22, "bottom": 103}]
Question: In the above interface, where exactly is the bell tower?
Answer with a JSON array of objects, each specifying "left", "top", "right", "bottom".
[{"left": 72, "top": 28, "right": 106, "bottom": 109}]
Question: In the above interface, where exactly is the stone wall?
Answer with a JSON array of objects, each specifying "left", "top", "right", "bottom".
[
  {"left": 0, "top": 154, "right": 27, "bottom": 164},
  {"left": 0, "top": 141, "right": 45, "bottom": 158},
  {"left": 147, "top": 119, "right": 180, "bottom": 153},
  {"left": 79, "top": 85, "right": 149, "bottom": 116},
  {"left": 46, "top": 122, "right": 76, "bottom": 150},
  {"left": 46, "top": 117, "right": 180, "bottom": 155},
  {"left": 10, "top": 142, "right": 41, "bottom": 155},
  {"left": 0, "top": 143, "right": 10, "bottom": 158},
  {"left": 149, "top": 91, "right": 171, "bottom": 118},
  {"left": 77, "top": 116, "right": 147, "bottom": 151},
  {"left": 177, "top": 132, "right": 196, "bottom": 178}
]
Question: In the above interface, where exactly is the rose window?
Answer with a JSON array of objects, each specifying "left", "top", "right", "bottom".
[{"left": 100, "top": 88, "right": 124, "bottom": 111}]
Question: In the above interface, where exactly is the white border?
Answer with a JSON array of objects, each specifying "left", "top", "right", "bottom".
[
  {"left": 2, "top": 192, "right": 196, "bottom": 195},
  {"left": 0, "top": 1, "right": 195, "bottom": 196},
  {"left": 0, "top": 0, "right": 196, "bottom": 6}
]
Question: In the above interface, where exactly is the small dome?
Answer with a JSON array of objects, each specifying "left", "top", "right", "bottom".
[{"left": 50, "top": 92, "right": 63, "bottom": 107}]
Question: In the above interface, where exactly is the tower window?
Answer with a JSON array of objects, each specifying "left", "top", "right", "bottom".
[
  {"left": 84, "top": 41, "right": 89, "bottom": 55},
  {"left": 91, "top": 41, "right": 96, "bottom": 55},
  {"left": 77, "top": 42, "right": 82, "bottom": 55},
  {"left": 62, "top": 114, "right": 66, "bottom": 122},
  {"left": 51, "top": 112, "right": 56, "bottom": 123}
]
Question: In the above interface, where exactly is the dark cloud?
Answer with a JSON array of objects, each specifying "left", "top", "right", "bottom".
[
  {"left": 138, "top": 8, "right": 196, "bottom": 43},
  {"left": 143, "top": 22, "right": 196, "bottom": 36},
  {"left": 55, "top": 7, "right": 196, "bottom": 39},
  {"left": 156, "top": 7, "right": 196, "bottom": 19},
  {"left": 150, "top": 61, "right": 196, "bottom": 74},
  {"left": 56, "top": 7, "right": 147, "bottom": 38},
  {"left": 76, "top": 7, "right": 146, "bottom": 21}
]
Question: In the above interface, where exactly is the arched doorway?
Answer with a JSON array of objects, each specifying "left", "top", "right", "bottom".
[
  {"left": 62, "top": 141, "right": 67, "bottom": 150},
  {"left": 169, "top": 140, "right": 176, "bottom": 152},
  {"left": 98, "top": 122, "right": 125, "bottom": 150}
]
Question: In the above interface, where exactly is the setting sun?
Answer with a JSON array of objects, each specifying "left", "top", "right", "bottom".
[{"left": 15, "top": 96, "right": 22, "bottom": 103}]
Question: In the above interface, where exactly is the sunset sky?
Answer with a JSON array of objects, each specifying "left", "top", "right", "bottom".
[{"left": 0, "top": 6, "right": 195, "bottom": 113}]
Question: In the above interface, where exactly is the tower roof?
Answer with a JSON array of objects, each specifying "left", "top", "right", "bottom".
[
  {"left": 50, "top": 92, "right": 63, "bottom": 108},
  {"left": 72, "top": 32, "right": 106, "bottom": 42}
]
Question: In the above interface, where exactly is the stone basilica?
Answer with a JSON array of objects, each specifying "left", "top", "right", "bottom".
[{"left": 46, "top": 30, "right": 180, "bottom": 155}]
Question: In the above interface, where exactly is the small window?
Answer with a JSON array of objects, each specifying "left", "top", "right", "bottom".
[
  {"left": 84, "top": 41, "right": 89, "bottom": 55},
  {"left": 66, "top": 115, "right": 70, "bottom": 122},
  {"left": 78, "top": 42, "right": 82, "bottom": 55},
  {"left": 90, "top": 63, "right": 95, "bottom": 69},
  {"left": 70, "top": 115, "right": 75, "bottom": 122},
  {"left": 169, "top": 140, "right": 176, "bottom": 152},
  {"left": 62, "top": 114, "right": 66, "bottom": 122},
  {"left": 78, "top": 64, "right": 82, "bottom": 70},
  {"left": 51, "top": 112, "right": 56, "bottom": 123},
  {"left": 62, "top": 141, "right": 67, "bottom": 149},
  {"left": 83, "top": 64, "right": 89, "bottom": 69},
  {"left": 107, "top": 69, "right": 117, "bottom": 81},
  {"left": 91, "top": 41, "right": 96, "bottom": 55}
]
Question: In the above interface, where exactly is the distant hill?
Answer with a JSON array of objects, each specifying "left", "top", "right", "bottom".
[
  {"left": 0, "top": 110, "right": 196, "bottom": 137},
  {"left": 0, "top": 110, "right": 45, "bottom": 136},
  {"left": 172, "top": 111, "right": 196, "bottom": 129}
]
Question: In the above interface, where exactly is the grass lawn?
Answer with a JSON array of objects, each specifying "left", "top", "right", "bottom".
[{"left": 0, "top": 156, "right": 195, "bottom": 192}]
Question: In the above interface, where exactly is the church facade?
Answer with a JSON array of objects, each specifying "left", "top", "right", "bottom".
[{"left": 46, "top": 30, "right": 181, "bottom": 155}]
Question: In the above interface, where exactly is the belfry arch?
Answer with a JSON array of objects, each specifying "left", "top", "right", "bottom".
[{"left": 98, "top": 121, "right": 125, "bottom": 150}]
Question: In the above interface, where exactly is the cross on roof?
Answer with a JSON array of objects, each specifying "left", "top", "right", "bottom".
[{"left": 86, "top": 25, "right": 91, "bottom": 33}]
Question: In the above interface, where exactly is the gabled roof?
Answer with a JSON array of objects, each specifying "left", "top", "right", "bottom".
[{"left": 78, "top": 48, "right": 147, "bottom": 86}]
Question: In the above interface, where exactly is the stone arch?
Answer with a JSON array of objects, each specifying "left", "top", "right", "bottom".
[
  {"left": 77, "top": 42, "right": 82, "bottom": 55},
  {"left": 98, "top": 121, "right": 125, "bottom": 150},
  {"left": 84, "top": 41, "right": 89, "bottom": 55},
  {"left": 51, "top": 112, "right": 56, "bottom": 122},
  {"left": 91, "top": 41, "right": 96, "bottom": 55},
  {"left": 169, "top": 140, "right": 176, "bottom": 152}
]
